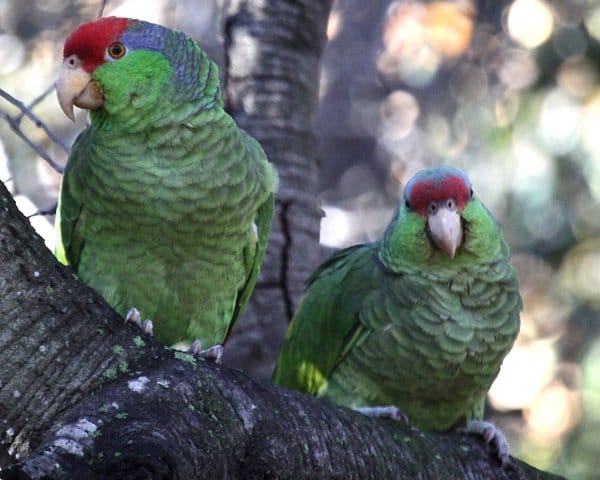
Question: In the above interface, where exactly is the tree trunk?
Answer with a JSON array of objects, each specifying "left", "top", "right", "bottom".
[
  {"left": 0, "top": 182, "right": 561, "bottom": 479},
  {"left": 221, "top": 0, "right": 327, "bottom": 378}
]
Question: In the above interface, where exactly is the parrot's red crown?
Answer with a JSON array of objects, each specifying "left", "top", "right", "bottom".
[
  {"left": 406, "top": 174, "right": 471, "bottom": 216},
  {"left": 63, "top": 17, "right": 134, "bottom": 73}
]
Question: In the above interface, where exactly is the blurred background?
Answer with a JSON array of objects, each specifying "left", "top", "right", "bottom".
[{"left": 1, "top": 0, "right": 599, "bottom": 477}]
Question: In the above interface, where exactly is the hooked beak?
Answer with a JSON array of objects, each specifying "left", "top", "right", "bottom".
[
  {"left": 56, "top": 55, "right": 104, "bottom": 121},
  {"left": 427, "top": 205, "right": 463, "bottom": 259}
]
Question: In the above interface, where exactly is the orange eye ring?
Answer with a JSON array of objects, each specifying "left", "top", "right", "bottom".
[{"left": 108, "top": 42, "right": 126, "bottom": 59}]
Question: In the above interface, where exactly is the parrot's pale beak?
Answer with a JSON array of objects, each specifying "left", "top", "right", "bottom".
[
  {"left": 427, "top": 205, "right": 463, "bottom": 259},
  {"left": 56, "top": 55, "right": 104, "bottom": 121}
]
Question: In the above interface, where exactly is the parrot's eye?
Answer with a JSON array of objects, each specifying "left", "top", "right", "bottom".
[
  {"left": 108, "top": 42, "right": 126, "bottom": 59},
  {"left": 428, "top": 202, "right": 437, "bottom": 214},
  {"left": 404, "top": 199, "right": 412, "bottom": 210},
  {"left": 469, "top": 187, "right": 474, "bottom": 198}
]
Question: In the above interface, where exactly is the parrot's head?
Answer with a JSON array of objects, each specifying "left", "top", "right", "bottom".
[
  {"left": 402, "top": 165, "right": 472, "bottom": 259},
  {"left": 381, "top": 165, "right": 505, "bottom": 270},
  {"left": 57, "top": 17, "right": 220, "bottom": 125}
]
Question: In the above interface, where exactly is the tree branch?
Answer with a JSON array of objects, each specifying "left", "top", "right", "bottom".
[{"left": 0, "top": 181, "right": 562, "bottom": 479}]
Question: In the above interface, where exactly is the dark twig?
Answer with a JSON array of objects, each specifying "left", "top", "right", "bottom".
[
  {"left": 0, "top": 87, "right": 70, "bottom": 154},
  {"left": 15, "top": 83, "right": 56, "bottom": 123},
  {"left": 0, "top": 108, "right": 64, "bottom": 174},
  {"left": 0, "top": 88, "right": 66, "bottom": 174},
  {"left": 97, "top": 0, "right": 109, "bottom": 18}
]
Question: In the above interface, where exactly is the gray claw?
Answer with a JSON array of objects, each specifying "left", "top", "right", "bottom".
[
  {"left": 190, "top": 339, "right": 202, "bottom": 355},
  {"left": 125, "top": 307, "right": 141, "bottom": 327},
  {"left": 125, "top": 308, "right": 153, "bottom": 336},
  {"left": 189, "top": 341, "right": 223, "bottom": 364},
  {"left": 464, "top": 420, "right": 510, "bottom": 467},
  {"left": 142, "top": 319, "right": 154, "bottom": 336}
]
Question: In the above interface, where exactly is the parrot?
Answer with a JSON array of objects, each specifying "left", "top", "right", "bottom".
[
  {"left": 54, "top": 17, "right": 277, "bottom": 359},
  {"left": 273, "top": 166, "right": 522, "bottom": 465}
]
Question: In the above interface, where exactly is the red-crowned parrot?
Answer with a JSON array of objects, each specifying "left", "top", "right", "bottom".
[
  {"left": 55, "top": 17, "right": 277, "bottom": 360},
  {"left": 274, "top": 166, "right": 521, "bottom": 465}
]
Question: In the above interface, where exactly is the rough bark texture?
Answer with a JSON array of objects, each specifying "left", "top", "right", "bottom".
[
  {"left": 0, "top": 181, "right": 149, "bottom": 467},
  {"left": 220, "top": 0, "right": 327, "bottom": 378},
  {"left": 0, "top": 181, "right": 562, "bottom": 479}
]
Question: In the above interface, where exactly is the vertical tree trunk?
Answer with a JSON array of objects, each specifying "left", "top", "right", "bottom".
[{"left": 222, "top": 0, "right": 332, "bottom": 377}]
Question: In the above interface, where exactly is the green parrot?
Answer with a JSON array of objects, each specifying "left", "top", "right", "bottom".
[
  {"left": 55, "top": 17, "right": 277, "bottom": 358},
  {"left": 273, "top": 166, "right": 522, "bottom": 465}
]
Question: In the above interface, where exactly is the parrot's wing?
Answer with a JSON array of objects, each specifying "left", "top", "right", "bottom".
[
  {"left": 273, "top": 244, "right": 377, "bottom": 394},
  {"left": 55, "top": 131, "right": 90, "bottom": 269},
  {"left": 227, "top": 191, "right": 274, "bottom": 338},
  {"left": 224, "top": 135, "right": 277, "bottom": 341}
]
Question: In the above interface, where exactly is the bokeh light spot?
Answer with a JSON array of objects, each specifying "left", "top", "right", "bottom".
[
  {"left": 507, "top": 0, "right": 554, "bottom": 49},
  {"left": 585, "top": 6, "right": 600, "bottom": 41},
  {"left": 489, "top": 340, "right": 557, "bottom": 411},
  {"left": 538, "top": 89, "right": 580, "bottom": 155},
  {"left": 319, "top": 206, "right": 353, "bottom": 248},
  {"left": 379, "top": 90, "right": 420, "bottom": 139},
  {"left": 0, "top": 34, "right": 26, "bottom": 75}
]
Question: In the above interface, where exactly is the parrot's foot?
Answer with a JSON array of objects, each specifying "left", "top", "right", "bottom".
[
  {"left": 353, "top": 406, "right": 409, "bottom": 424},
  {"left": 190, "top": 340, "right": 224, "bottom": 364},
  {"left": 125, "top": 307, "right": 154, "bottom": 335},
  {"left": 463, "top": 420, "right": 510, "bottom": 467}
]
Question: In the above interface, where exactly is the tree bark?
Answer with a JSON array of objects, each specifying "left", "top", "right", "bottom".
[
  {"left": 0, "top": 181, "right": 561, "bottom": 479},
  {"left": 221, "top": 0, "right": 327, "bottom": 378}
]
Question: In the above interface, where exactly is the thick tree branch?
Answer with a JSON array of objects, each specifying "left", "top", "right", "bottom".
[{"left": 0, "top": 181, "right": 562, "bottom": 479}]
